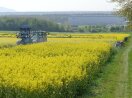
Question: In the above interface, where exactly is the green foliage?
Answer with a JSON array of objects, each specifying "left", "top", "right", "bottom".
[
  {"left": 111, "top": 0, "right": 132, "bottom": 30},
  {"left": 0, "top": 17, "right": 72, "bottom": 32},
  {"left": 77, "top": 25, "right": 126, "bottom": 33},
  {"left": 128, "top": 44, "right": 132, "bottom": 97}
]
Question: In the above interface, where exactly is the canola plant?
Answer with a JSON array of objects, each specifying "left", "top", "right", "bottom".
[{"left": 0, "top": 34, "right": 130, "bottom": 98}]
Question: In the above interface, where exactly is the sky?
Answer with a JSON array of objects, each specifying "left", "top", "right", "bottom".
[{"left": 0, "top": 0, "right": 117, "bottom": 12}]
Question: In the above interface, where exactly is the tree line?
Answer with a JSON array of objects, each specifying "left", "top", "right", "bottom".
[
  {"left": 0, "top": 17, "right": 72, "bottom": 32},
  {"left": 0, "top": 16, "right": 130, "bottom": 33},
  {"left": 77, "top": 25, "right": 127, "bottom": 33}
]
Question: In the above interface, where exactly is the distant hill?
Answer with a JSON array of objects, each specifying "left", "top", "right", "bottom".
[
  {"left": 0, "top": 7, "right": 15, "bottom": 12},
  {"left": 0, "top": 11, "right": 126, "bottom": 26}
]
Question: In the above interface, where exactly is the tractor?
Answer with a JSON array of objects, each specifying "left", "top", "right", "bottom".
[{"left": 17, "top": 25, "right": 47, "bottom": 45}]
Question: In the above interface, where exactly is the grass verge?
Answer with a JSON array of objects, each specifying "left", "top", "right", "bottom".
[
  {"left": 79, "top": 37, "right": 132, "bottom": 98},
  {"left": 128, "top": 48, "right": 132, "bottom": 98}
]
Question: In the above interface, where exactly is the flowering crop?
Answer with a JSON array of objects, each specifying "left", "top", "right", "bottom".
[{"left": 0, "top": 33, "right": 130, "bottom": 98}]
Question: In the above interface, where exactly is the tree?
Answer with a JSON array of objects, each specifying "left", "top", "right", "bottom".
[{"left": 111, "top": 0, "right": 132, "bottom": 30}]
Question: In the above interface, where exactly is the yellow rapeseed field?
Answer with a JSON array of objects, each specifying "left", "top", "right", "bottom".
[
  {"left": 0, "top": 33, "right": 130, "bottom": 98},
  {"left": 0, "top": 38, "right": 17, "bottom": 48}
]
